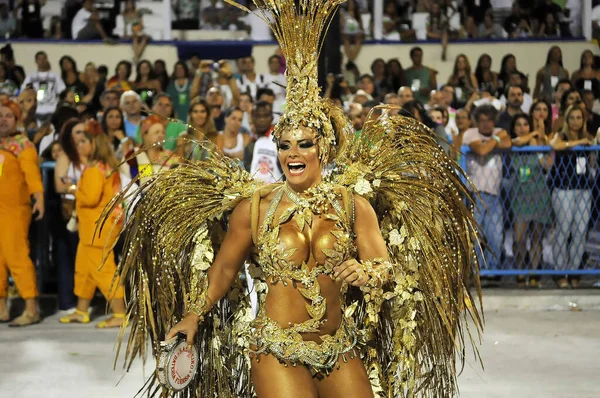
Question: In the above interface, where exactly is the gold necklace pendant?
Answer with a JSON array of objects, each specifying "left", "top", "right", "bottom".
[{"left": 283, "top": 183, "right": 335, "bottom": 230}]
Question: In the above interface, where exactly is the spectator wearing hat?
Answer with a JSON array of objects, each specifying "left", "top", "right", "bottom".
[
  {"left": 125, "top": 115, "right": 180, "bottom": 184},
  {"left": 352, "top": 89, "right": 373, "bottom": 105},
  {"left": 0, "top": 100, "right": 44, "bottom": 327},
  {"left": 120, "top": 90, "right": 145, "bottom": 139}
]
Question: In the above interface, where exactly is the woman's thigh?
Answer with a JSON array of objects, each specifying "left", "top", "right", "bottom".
[
  {"left": 251, "top": 353, "right": 318, "bottom": 398},
  {"left": 315, "top": 355, "right": 374, "bottom": 398}
]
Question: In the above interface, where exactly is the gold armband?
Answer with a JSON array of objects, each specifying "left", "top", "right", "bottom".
[
  {"left": 360, "top": 258, "right": 393, "bottom": 288},
  {"left": 185, "top": 284, "right": 213, "bottom": 321},
  {"left": 184, "top": 270, "right": 214, "bottom": 321}
]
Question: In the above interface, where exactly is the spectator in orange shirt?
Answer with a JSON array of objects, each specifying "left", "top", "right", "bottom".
[
  {"left": 59, "top": 131, "right": 126, "bottom": 328},
  {"left": 0, "top": 100, "right": 44, "bottom": 327}
]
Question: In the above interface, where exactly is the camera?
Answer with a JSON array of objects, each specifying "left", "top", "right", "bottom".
[{"left": 211, "top": 60, "right": 226, "bottom": 71}]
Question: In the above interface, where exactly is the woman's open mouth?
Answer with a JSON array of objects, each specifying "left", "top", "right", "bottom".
[{"left": 287, "top": 162, "right": 306, "bottom": 176}]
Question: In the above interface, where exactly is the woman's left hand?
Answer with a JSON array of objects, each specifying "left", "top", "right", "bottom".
[{"left": 333, "top": 259, "right": 368, "bottom": 287}]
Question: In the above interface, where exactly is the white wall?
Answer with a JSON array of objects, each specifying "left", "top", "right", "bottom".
[{"left": 10, "top": 40, "right": 597, "bottom": 91}]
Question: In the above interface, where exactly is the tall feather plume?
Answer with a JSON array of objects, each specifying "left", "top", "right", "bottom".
[{"left": 224, "top": 0, "right": 346, "bottom": 163}]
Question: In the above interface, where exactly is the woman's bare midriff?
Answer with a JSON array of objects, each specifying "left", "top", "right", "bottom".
[{"left": 264, "top": 274, "right": 343, "bottom": 341}]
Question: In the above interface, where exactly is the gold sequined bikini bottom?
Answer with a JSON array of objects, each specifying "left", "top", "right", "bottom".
[{"left": 249, "top": 315, "right": 363, "bottom": 376}]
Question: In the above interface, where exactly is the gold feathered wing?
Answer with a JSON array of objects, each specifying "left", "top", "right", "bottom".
[
  {"left": 332, "top": 108, "right": 483, "bottom": 397},
  {"left": 101, "top": 144, "right": 260, "bottom": 397}
]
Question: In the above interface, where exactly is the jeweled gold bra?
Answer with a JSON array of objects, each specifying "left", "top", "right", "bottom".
[{"left": 247, "top": 183, "right": 363, "bottom": 374}]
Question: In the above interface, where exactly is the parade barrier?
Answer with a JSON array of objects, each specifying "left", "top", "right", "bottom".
[{"left": 460, "top": 145, "right": 600, "bottom": 278}]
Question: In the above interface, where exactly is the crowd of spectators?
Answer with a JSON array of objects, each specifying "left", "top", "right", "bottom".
[
  {"left": 0, "top": 0, "right": 585, "bottom": 44},
  {"left": 1, "top": 3, "right": 599, "bottom": 326}
]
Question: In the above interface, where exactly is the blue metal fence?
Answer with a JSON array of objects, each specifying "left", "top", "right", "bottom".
[{"left": 460, "top": 145, "right": 600, "bottom": 277}]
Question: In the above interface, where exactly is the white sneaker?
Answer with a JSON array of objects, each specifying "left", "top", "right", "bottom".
[{"left": 57, "top": 307, "right": 77, "bottom": 317}]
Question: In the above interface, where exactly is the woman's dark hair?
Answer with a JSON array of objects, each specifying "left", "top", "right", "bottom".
[
  {"left": 580, "top": 49, "right": 594, "bottom": 70},
  {"left": 0, "top": 61, "right": 7, "bottom": 78},
  {"left": 451, "top": 54, "right": 472, "bottom": 78},
  {"left": 370, "top": 58, "right": 387, "bottom": 76},
  {"left": 135, "top": 60, "right": 157, "bottom": 83},
  {"left": 101, "top": 106, "right": 126, "bottom": 134},
  {"left": 51, "top": 104, "right": 79, "bottom": 134},
  {"left": 224, "top": 106, "right": 243, "bottom": 119},
  {"left": 171, "top": 60, "right": 190, "bottom": 81},
  {"left": 399, "top": 100, "right": 436, "bottom": 129},
  {"left": 40, "top": 140, "right": 61, "bottom": 162},
  {"left": 499, "top": 54, "right": 516, "bottom": 83},
  {"left": 509, "top": 113, "right": 531, "bottom": 139},
  {"left": 542, "top": 13, "right": 558, "bottom": 36},
  {"left": 386, "top": 59, "right": 405, "bottom": 93},
  {"left": 59, "top": 117, "right": 84, "bottom": 166},
  {"left": 154, "top": 59, "right": 170, "bottom": 89},
  {"left": 188, "top": 98, "right": 217, "bottom": 137},
  {"left": 345, "top": 61, "right": 359, "bottom": 72},
  {"left": 545, "top": 45, "right": 563, "bottom": 67},
  {"left": 114, "top": 60, "right": 133, "bottom": 80},
  {"left": 559, "top": 88, "right": 581, "bottom": 116},
  {"left": 59, "top": 55, "right": 78, "bottom": 83},
  {"left": 474, "top": 54, "right": 492, "bottom": 87},
  {"left": 528, "top": 99, "right": 553, "bottom": 136},
  {"left": 344, "top": 0, "right": 363, "bottom": 27}
]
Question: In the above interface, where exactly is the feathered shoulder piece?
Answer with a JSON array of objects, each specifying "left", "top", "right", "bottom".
[
  {"left": 101, "top": 141, "right": 261, "bottom": 396},
  {"left": 332, "top": 106, "right": 484, "bottom": 397}
]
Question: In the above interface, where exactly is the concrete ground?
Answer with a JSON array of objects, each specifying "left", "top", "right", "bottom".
[{"left": 1, "top": 299, "right": 599, "bottom": 398}]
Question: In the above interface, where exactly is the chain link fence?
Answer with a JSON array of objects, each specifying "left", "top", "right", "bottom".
[{"left": 461, "top": 145, "right": 600, "bottom": 281}]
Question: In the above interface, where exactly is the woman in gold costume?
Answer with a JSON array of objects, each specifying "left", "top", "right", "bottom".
[
  {"left": 169, "top": 117, "right": 384, "bottom": 397},
  {"left": 103, "top": 1, "right": 483, "bottom": 397}
]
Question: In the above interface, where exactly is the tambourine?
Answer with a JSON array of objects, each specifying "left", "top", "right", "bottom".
[{"left": 157, "top": 334, "right": 198, "bottom": 391}]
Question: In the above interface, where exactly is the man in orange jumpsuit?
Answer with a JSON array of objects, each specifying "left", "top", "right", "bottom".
[{"left": 0, "top": 100, "right": 44, "bottom": 327}]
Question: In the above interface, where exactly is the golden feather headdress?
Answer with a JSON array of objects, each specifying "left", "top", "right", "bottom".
[{"left": 225, "top": 0, "right": 347, "bottom": 163}]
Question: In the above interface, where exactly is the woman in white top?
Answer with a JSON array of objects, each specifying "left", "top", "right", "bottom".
[{"left": 220, "top": 107, "right": 250, "bottom": 161}]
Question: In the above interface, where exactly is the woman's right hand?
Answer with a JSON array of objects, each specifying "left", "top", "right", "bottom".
[{"left": 165, "top": 313, "right": 201, "bottom": 345}]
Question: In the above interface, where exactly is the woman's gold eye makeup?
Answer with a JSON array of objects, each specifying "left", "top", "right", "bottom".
[{"left": 278, "top": 140, "right": 315, "bottom": 151}]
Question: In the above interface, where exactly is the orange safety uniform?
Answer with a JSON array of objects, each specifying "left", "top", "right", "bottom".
[
  {"left": 0, "top": 133, "right": 43, "bottom": 300},
  {"left": 74, "top": 162, "right": 124, "bottom": 301}
]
